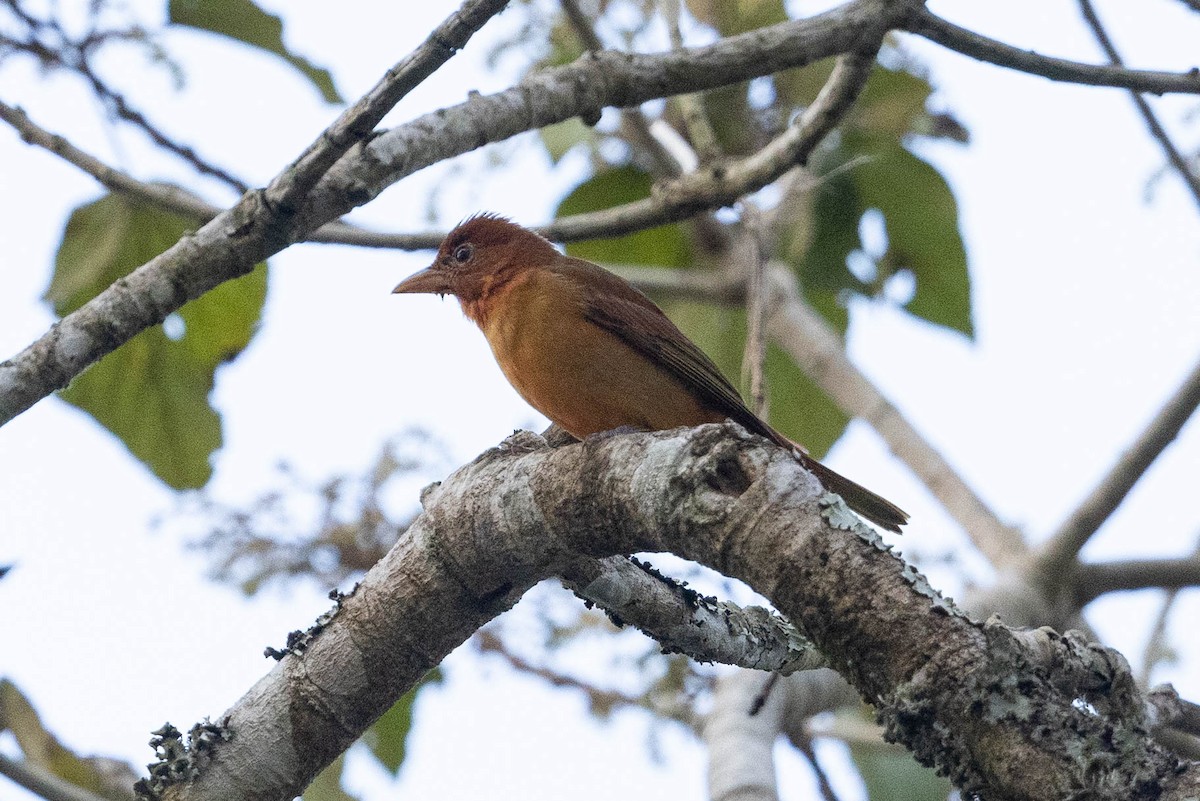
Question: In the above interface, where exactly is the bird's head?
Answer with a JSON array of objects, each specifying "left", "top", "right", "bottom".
[{"left": 392, "top": 213, "right": 559, "bottom": 306}]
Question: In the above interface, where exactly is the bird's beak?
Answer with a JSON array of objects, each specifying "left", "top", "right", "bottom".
[{"left": 392, "top": 265, "right": 453, "bottom": 297}]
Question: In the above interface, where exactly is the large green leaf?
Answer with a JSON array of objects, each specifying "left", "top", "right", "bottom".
[
  {"left": 849, "top": 137, "right": 973, "bottom": 337},
  {"left": 784, "top": 139, "right": 972, "bottom": 338},
  {"left": 662, "top": 301, "right": 849, "bottom": 458},
  {"left": 361, "top": 669, "right": 443, "bottom": 775},
  {"left": 170, "top": 0, "right": 342, "bottom": 103},
  {"left": 46, "top": 193, "right": 268, "bottom": 489},
  {"left": 793, "top": 166, "right": 867, "bottom": 296},
  {"left": 555, "top": 166, "right": 690, "bottom": 267}
]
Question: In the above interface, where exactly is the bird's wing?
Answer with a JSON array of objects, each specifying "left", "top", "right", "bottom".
[{"left": 555, "top": 258, "right": 782, "bottom": 445}]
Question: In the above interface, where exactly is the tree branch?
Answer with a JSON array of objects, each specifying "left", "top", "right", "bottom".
[
  {"left": 539, "top": 36, "right": 886, "bottom": 243},
  {"left": 1075, "top": 0, "right": 1200, "bottom": 213},
  {"left": 144, "top": 425, "right": 1192, "bottom": 801},
  {"left": 263, "top": 0, "right": 510, "bottom": 214},
  {"left": 0, "top": 754, "right": 119, "bottom": 801},
  {"left": 907, "top": 10, "right": 1200, "bottom": 95},
  {"left": 0, "top": 99, "right": 426, "bottom": 248},
  {"left": 1075, "top": 556, "right": 1200, "bottom": 602},
  {"left": 761, "top": 265, "right": 1028, "bottom": 567},
  {"left": 561, "top": 555, "right": 827, "bottom": 674},
  {"left": 1034, "top": 354, "right": 1200, "bottom": 580}
]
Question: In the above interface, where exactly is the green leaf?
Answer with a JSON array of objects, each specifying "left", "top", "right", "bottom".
[
  {"left": 555, "top": 166, "right": 690, "bottom": 267},
  {"left": 686, "top": 0, "right": 787, "bottom": 36},
  {"left": 783, "top": 138, "right": 972, "bottom": 338},
  {"left": 849, "top": 734, "right": 953, "bottom": 801},
  {"left": 852, "top": 65, "right": 934, "bottom": 140},
  {"left": 362, "top": 668, "right": 443, "bottom": 775},
  {"left": 303, "top": 753, "right": 357, "bottom": 801},
  {"left": 850, "top": 139, "right": 973, "bottom": 337},
  {"left": 46, "top": 193, "right": 268, "bottom": 489},
  {"left": 170, "top": 0, "right": 342, "bottom": 103},
  {"left": 793, "top": 166, "right": 867, "bottom": 296},
  {"left": 540, "top": 117, "right": 593, "bottom": 164},
  {"left": 661, "top": 301, "right": 849, "bottom": 457}
]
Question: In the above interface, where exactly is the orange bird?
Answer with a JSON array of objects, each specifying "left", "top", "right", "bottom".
[{"left": 393, "top": 214, "right": 908, "bottom": 532}]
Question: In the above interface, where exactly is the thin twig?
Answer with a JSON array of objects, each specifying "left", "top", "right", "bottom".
[
  {"left": 908, "top": 9, "right": 1200, "bottom": 96},
  {"left": 80, "top": 66, "right": 250, "bottom": 193},
  {"left": 264, "top": 0, "right": 510, "bottom": 218},
  {"left": 0, "top": 100, "right": 223, "bottom": 218},
  {"left": 1076, "top": 0, "right": 1200, "bottom": 213},
  {"left": 545, "top": 40, "right": 883, "bottom": 242},
  {"left": 1035, "top": 355, "right": 1200, "bottom": 581},
  {"left": 741, "top": 207, "right": 770, "bottom": 417},
  {"left": 795, "top": 735, "right": 843, "bottom": 801},
  {"left": 0, "top": 99, "right": 422, "bottom": 247},
  {"left": 663, "top": 0, "right": 723, "bottom": 163}
]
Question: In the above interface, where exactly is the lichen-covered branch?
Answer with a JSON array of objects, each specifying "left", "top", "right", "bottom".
[
  {"left": 561, "top": 555, "right": 827, "bottom": 674},
  {"left": 148, "top": 425, "right": 1194, "bottom": 801}
]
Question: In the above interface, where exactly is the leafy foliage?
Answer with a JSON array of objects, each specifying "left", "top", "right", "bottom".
[
  {"left": 46, "top": 193, "right": 268, "bottom": 489},
  {"left": 169, "top": 0, "right": 342, "bottom": 103}
]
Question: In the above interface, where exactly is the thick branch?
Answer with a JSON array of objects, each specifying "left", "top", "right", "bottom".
[
  {"left": 908, "top": 10, "right": 1200, "bottom": 95},
  {"left": 150, "top": 425, "right": 1192, "bottom": 801},
  {"left": 1035, "top": 355, "right": 1200, "bottom": 580},
  {"left": 0, "top": 0, "right": 913, "bottom": 428}
]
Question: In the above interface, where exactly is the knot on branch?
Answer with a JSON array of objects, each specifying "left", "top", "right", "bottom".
[
  {"left": 672, "top": 423, "right": 756, "bottom": 521},
  {"left": 984, "top": 620, "right": 1144, "bottom": 728}
]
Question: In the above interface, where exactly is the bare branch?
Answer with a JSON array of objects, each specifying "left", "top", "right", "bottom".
[
  {"left": 761, "top": 265, "right": 1027, "bottom": 567},
  {"left": 742, "top": 216, "right": 769, "bottom": 417},
  {"left": 1075, "top": 556, "right": 1200, "bottom": 602},
  {"left": 266, "top": 0, "right": 509, "bottom": 214},
  {"left": 0, "top": 100, "right": 224, "bottom": 219},
  {"left": 543, "top": 38, "right": 884, "bottom": 242},
  {"left": 908, "top": 10, "right": 1200, "bottom": 95},
  {"left": 1035, "top": 355, "right": 1200, "bottom": 580},
  {"left": 1076, "top": 0, "right": 1200, "bottom": 213},
  {"left": 0, "top": 100, "right": 425, "bottom": 248},
  {"left": 0, "top": 754, "right": 121, "bottom": 801}
]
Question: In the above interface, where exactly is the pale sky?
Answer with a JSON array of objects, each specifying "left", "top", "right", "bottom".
[{"left": 1, "top": 2, "right": 1198, "bottom": 800}]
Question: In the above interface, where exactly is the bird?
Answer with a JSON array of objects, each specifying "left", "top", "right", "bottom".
[{"left": 393, "top": 213, "right": 908, "bottom": 532}]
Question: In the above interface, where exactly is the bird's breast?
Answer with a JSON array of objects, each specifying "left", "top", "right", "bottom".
[{"left": 473, "top": 270, "right": 720, "bottom": 439}]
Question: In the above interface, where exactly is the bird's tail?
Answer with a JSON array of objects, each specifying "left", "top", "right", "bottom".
[{"left": 798, "top": 454, "right": 909, "bottom": 534}]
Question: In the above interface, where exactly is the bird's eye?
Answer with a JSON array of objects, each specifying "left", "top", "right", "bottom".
[{"left": 452, "top": 243, "right": 473, "bottom": 263}]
